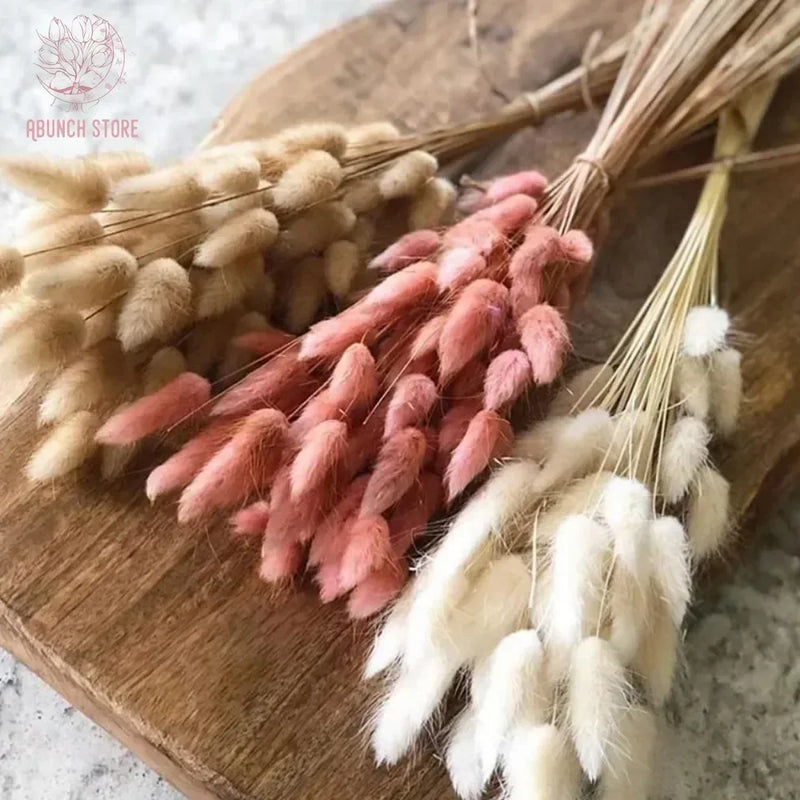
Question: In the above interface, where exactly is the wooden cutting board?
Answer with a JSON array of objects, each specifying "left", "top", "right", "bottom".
[{"left": 2, "top": 1, "right": 800, "bottom": 798}]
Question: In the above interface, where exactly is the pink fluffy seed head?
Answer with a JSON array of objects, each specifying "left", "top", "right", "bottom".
[
  {"left": 177, "top": 408, "right": 289, "bottom": 522},
  {"left": 361, "top": 427, "right": 428, "bottom": 516},
  {"left": 235, "top": 328, "right": 294, "bottom": 356},
  {"left": 346, "top": 559, "right": 408, "bottom": 619},
  {"left": 328, "top": 343, "right": 379, "bottom": 416},
  {"left": 316, "top": 562, "right": 344, "bottom": 603},
  {"left": 438, "top": 279, "right": 508, "bottom": 384},
  {"left": 300, "top": 309, "right": 374, "bottom": 362},
  {"left": 388, "top": 471, "right": 442, "bottom": 555},
  {"left": 341, "top": 405, "right": 386, "bottom": 479},
  {"left": 475, "top": 193, "right": 538, "bottom": 237},
  {"left": 145, "top": 419, "right": 237, "bottom": 502},
  {"left": 508, "top": 225, "right": 560, "bottom": 281},
  {"left": 384, "top": 374, "right": 438, "bottom": 438},
  {"left": 309, "top": 474, "right": 370, "bottom": 567},
  {"left": 259, "top": 541, "right": 303, "bottom": 583},
  {"left": 212, "top": 349, "right": 314, "bottom": 417},
  {"left": 444, "top": 217, "right": 504, "bottom": 260},
  {"left": 265, "top": 470, "right": 324, "bottom": 546},
  {"left": 558, "top": 229, "right": 594, "bottom": 272},
  {"left": 96, "top": 372, "right": 209, "bottom": 446},
  {"left": 518, "top": 303, "right": 570, "bottom": 385},
  {"left": 290, "top": 419, "right": 349, "bottom": 500},
  {"left": 368, "top": 229, "right": 440, "bottom": 272},
  {"left": 361, "top": 261, "right": 439, "bottom": 315},
  {"left": 409, "top": 314, "right": 446, "bottom": 360},
  {"left": 485, "top": 171, "right": 548, "bottom": 204},
  {"left": 510, "top": 267, "right": 545, "bottom": 319},
  {"left": 484, "top": 349, "right": 532, "bottom": 411},
  {"left": 231, "top": 501, "right": 271, "bottom": 537},
  {"left": 437, "top": 398, "right": 483, "bottom": 463},
  {"left": 338, "top": 514, "right": 391, "bottom": 591},
  {"left": 436, "top": 247, "right": 488, "bottom": 291},
  {"left": 445, "top": 409, "right": 512, "bottom": 502}
]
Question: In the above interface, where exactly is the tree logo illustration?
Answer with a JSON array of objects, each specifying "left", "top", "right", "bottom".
[{"left": 34, "top": 15, "right": 126, "bottom": 111}]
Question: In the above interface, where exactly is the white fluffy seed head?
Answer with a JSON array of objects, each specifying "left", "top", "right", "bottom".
[
  {"left": 608, "top": 568, "right": 650, "bottom": 666},
  {"left": 475, "top": 629, "right": 547, "bottom": 781},
  {"left": 660, "top": 415, "right": 710, "bottom": 504},
  {"left": 687, "top": 465, "right": 731, "bottom": 558},
  {"left": 26, "top": 410, "right": 100, "bottom": 481},
  {"left": 513, "top": 416, "right": 569, "bottom": 462},
  {"left": 117, "top": 258, "right": 192, "bottom": 351},
  {"left": 601, "top": 477, "right": 652, "bottom": 579},
  {"left": 270, "top": 150, "right": 343, "bottom": 214},
  {"left": 22, "top": 246, "right": 137, "bottom": 309},
  {"left": 371, "top": 654, "right": 457, "bottom": 766},
  {"left": 550, "top": 364, "right": 614, "bottom": 417},
  {"left": 502, "top": 723, "right": 581, "bottom": 800},
  {"left": 682, "top": 306, "right": 729, "bottom": 358},
  {"left": 649, "top": 516, "right": 691, "bottom": 627},
  {"left": 0, "top": 154, "right": 109, "bottom": 209},
  {"left": 408, "top": 177, "right": 456, "bottom": 230},
  {"left": 599, "top": 707, "right": 657, "bottom": 800},
  {"left": 112, "top": 165, "right": 207, "bottom": 210},
  {"left": 709, "top": 347, "right": 742, "bottom": 436},
  {"left": 632, "top": 599, "right": 678, "bottom": 706},
  {"left": 364, "top": 588, "right": 414, "bottom": 679},
  {"left": 674, "top": 355, "right": 711, "bottom": 419},
  {"left": 445, "top": 710, "right": 483, "bottom": 800},
  {"left": 323, "top": 239, "right": 362, "bottom": 298},
  {"left": 568, "top": 636, "right": 629, "bottom": 780},
  {"left": 547, "top": 515, "right": 612, "bottom": 678},
  {"left": 194, "top": 208, "right": 278, "bottom": 268},
  {"left": 378, "top": 151, "right": 438, "bottom": 200}
]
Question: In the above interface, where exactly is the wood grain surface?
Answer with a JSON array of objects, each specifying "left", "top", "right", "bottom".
[{"left": 1, "top": 1, "right": 799, "bottom": 798}]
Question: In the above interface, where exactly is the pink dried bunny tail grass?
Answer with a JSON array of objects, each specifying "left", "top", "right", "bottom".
[
  {"left": 145, "top": 419, "right": 237, "bottom": 502},
  {"left": 388, "top": 470, "right": 443, "bottom": 555},
  {"left": 484, "top": 349, "right": 533, "bottom": 411},
  {"left": 328, "top": 343, "right": 379, "bottom": 417},
  {"left": 437, "top": 279, "right": 509, "bottom": 383},
  {"left": 96, "top": 372, "right": 210, "bottom": 446},
  {"left": 308, "top": 474, "right": 370, "bottom": 568},
  {"left": 369, "top": 229, "right": 441, "bottom": 272},
  {"left": 259, "top": 540, "right": 304, "bottom": 583},
  {"left": 290, "top": 419, "right": 349, "bottom": 500},
  {"left": 347, "top": 558, "right": 408, "bottom": 619},
  {"left": 177, "top": 408, "right": 289, "bottom": 522},
  {"left": 234, "top": 328, "right": 295, "bottom": 357},
  {"left": 518, "top": 303, "right": 571, "bottom": 384},
  {"left": 484, "top": 170, "right": 548, "bottom": 204},
  {"left": 232, "top": 501, "right": 270, "bottom": 537},
  {"left": 384, "top": 374, "right": 439, "bottom": 438},
  {"left": 361, "top": 427, "right": 428, "bottom": 517},
  {"left": 339, "top": 514, "right": 392, "bottom": 591},
  {"left": 474, "top": 193, "right": 538, "bottom": 237},
  {"left": 437, "top": 247, "right": 490, "bottom": 291},
  {"left": 300, "top": 309, "right": 376, "bottom": 361},
  {"left": 445, "top": 409, "right": 513, "bottom": 502}
]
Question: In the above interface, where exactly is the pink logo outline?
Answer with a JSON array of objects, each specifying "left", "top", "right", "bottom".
[{"left": 34, "top": 15, "right": 126, "bottom": 111}]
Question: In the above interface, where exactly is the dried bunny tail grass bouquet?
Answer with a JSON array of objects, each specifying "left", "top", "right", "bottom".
[
  {"left": 0, "top": 39, "right": 628, "bottom": 483},
  {"left": 366, "top": 55, "right": 776, "bottom": 800}
]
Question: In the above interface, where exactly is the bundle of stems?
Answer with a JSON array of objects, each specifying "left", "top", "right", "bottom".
[
  {"left": 80, "top": 0, "right": 798, "bottom": 623},
  {"left": 366, "top": 70, "right": 774, "bottom": 800},
  {"left": 0, "top": 37, "right": 627, "bottom": 482}
]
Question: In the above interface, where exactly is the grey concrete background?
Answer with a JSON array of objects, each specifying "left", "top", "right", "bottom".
[{"left": 0, "top": 1, "right": 797, "bottom": 798}]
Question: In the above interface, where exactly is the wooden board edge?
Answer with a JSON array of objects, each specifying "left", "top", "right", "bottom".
[{"left": 0, "top": 600, "right": 246, "bottom": 800}]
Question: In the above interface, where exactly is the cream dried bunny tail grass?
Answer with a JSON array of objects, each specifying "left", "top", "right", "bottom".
[{"left": 26, "top": 410, "right": 100, "bottom": 481}]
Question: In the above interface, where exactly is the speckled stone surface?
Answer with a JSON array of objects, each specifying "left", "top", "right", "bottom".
[{"left": 0, "top": 2, "right": 798, "bottom": 799}]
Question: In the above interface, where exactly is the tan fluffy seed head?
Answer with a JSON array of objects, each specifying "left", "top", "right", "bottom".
[
  {"left": 143, "top": 347, "right": 188, "bottom": 394},
  {"left": 83, "top": 302, "right": 119, "bottom": 348},
  {"left": 323, "top": 240, "right": 362, "bottom": 298},
  {"left": 117, "top": 258, "right": 192, "bottom": 350},
  {"left": 0, "top": 246, "right": 23, "bottom": 291},
  {"left": 271, "top": 202, "right": 356, "bottom": 260},
  {"left": 346, "top": 121, "right": 401, "bottom": 148},
  {"left": 272, "top": 122, "right": 348, "bottom": 159},
  {"left": 112, "top": 166, "right": 207, "bottom": 210},
  {"left": 19, "top": 214, "right": 103, "bottom": 256},
  {"left": 674, "top": 355, "right": 711, "bottom": 419},
  {"left": 709, "top": 347, "right": 742, "bottom": 436},
  {"left": 343, "top": 179, "right": 383, "bottom": 214},
  {"left": 408, "top": 177, "right": 456, "bottom": 230},
  {"left": 270, "top": 150, "right": 343, "bottom": 214},
  {"left": 26, "top": 410, "right": 100, "bottom": 481},
  {"left": 22, "top": 246, "right": 137, "bottom": 308},
  {"left": 687, "top": 465, "right": 730, "bottom": 558},
  {"left": 185, "top": 312, "right": 239, "bottom": 373},
  {"left": 0, "top": 155, "right": 109, "bottom": 209},
  {"left": 378, "top": 151, "right": 438, "bottom": 201},
  {"left": 194, "top": 208, "right": 278, "bottom": 268},
  {"left": 196, "top": 153, "right": 261, "bottom": 194},
  {"left": 193, "top": 254, "right": 264, "bottom": 319},
  {"left": 283, "top": 257, "right": 327, "bottom": 334},
  {"left": 38, "top": 341, "right": 131, "bottom": 424},
  {"left": 90, "top": 151, "right": 152, "bottom": 181},
  {"left": 660, "top": 415, "right": 710, "bottom": 504}
]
